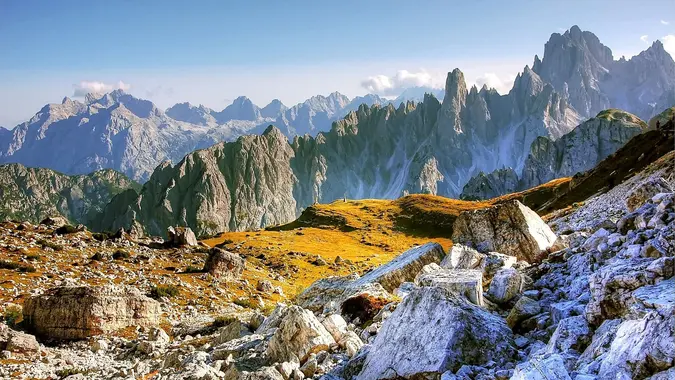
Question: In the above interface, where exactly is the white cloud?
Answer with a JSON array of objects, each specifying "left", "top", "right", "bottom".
[
  {"left": 360, "top": 70, "right": 441, "bottom": 96},
  {"left": 72, "top": 81, "right": 131, "bottom": 97},
  {"left": 661, "top": 20, "right": 669, "bottom": 25},
  {"left": 640, "top": 35, "right": 649, "bottom": 43},
  {"left": 663, "top": 35, "right": 675, "bottom": 58},
  {"left": 472, "top": 72, "right": 516, "bottom": 94}
]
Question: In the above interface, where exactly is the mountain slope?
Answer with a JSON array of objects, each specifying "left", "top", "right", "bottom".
[
  {"left": 0, "top": 163, "right": 139, "bottom": 225},
  {"left": 461, "top": 108, "right": 650, "bottom": 200},
  {"left": 98, "top": 126, "right": 297, "bottom": 236}
]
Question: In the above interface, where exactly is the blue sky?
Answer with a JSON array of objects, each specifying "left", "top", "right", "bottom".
[{"left": 1, "top": 0, "right": 674, "bottom": 127}]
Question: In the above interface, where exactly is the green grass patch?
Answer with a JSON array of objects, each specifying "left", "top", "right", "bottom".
[{"left": 150, "top": 284, "right": 180, "bottom": 299}]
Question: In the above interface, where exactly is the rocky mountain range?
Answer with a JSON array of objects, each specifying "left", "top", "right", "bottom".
[
  {"left": 99, "top": 64, "right": 586, "bottom": 237},
  {"left": 0, "top": 26, "right": 672, "bottom": 188},
  {"left": 0, "top": 163, "right": 138, "bottom": 225},
  {"left": 532, "top": 26, "right": 675, "bottom": 120}
]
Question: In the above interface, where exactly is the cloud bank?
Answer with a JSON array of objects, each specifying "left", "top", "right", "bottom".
[
  {"left": 72, "top": 81, "right": 131, "bottom": 97},
  {"left": 663, "top": 35, "right": 675, "bottom": 58},
  {"left": 360, "top": 70, "right": 441, "bottom": 96},
  {"left": 473, "top": 73, "right": 516, "bottom": 94}
]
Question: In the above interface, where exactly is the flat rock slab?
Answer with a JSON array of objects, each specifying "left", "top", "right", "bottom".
[
  {"left": 351, "top": 242, "right": 446, "bottom": 292},
  {"left": 23, "top": 285, "right": 161, "bottom": 340},
  {"left": 297, "top": 243, "right": 445, "bottom": 313},
  {"left": 416, "top": 269, "right": 484, "bottom": 306}
]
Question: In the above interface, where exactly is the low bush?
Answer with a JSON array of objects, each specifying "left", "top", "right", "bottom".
[
  {"left": 37, "top": 239, "right": 63, "bottom": 251},
  {"left": 3, "top": 305, "right": 23, "bottom": 327},
  {"left": 183, "top": 265, "right": 203, "bottom": 273},
  {"left": 150, "top": 284, "right": 180, "bottom": 299},
  {"left": 90, "top": 252, "right": 105, "bottom": 261},
  {"left": 92, "top": 232, "right": 110, "bottom": 241},
  {"left": 0, "top": 260, "right": 36, "bottom": 273},
  {"left": 55, "top": 225, "right": 78, "bottom": 235},
  {"left": 213, "top": 315, "right": 238, "bottom": 327},
  {"left": 112, "top": 249, "right": 130, "bottom": 260}
]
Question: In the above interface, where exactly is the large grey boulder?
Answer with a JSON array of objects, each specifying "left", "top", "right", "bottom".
[
  {"left": 451, "top": 200, "right": 557, "bottom": 263},
  {"left": 266, "top": 306, "right": 336, "bottom": 364},
  {"left": 0, "top": 324, "right": 40, "bottom": 357},
  {"left": 356, "top": 286, "right": 516, "bottom": 379},
  {"left": 486, "top": 268, "right": 523, "bottom": 304},
  {"left": 23, "top": 285, "right": 161, "bottom": 340}
]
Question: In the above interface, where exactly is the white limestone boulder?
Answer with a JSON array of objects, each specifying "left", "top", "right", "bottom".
[
  {"left": 356, "top": 286, "right": 515, "bottom": 379},
  {"left": 451, "top": 200, "right": 557, "bottom": 263}
]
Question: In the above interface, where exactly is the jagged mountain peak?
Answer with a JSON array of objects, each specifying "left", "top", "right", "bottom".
[
  {"left": 260, "top": 99, "right": 287, "bottom": 119},
  {"left": 166, "top": 102, "right": 216, "bottom": 125},
  {"left": 215, "top": 96, "right": 261, "bottom": 122}
]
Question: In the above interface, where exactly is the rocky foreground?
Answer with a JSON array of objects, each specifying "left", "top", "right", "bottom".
[{"left": 1, "top": 154, "right": 674, "bottom": 379}]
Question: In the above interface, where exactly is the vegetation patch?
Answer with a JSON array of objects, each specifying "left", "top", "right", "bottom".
[
  {"left": 0, "top": 260, "right": 36, "bottom": 273},
  {"left": 112, "top": 249, "right": 130, "bottom": 260},
  {"left": 54, "top": 225, "right": 78, "bottom": 235},
  {"left": 3, "top": 304, "right": 23, "bottom": 327},
  {"left": 341, "top": 294, "right": 389, "bottom": 327},
  {"left": 150, "top": 284, "right": 180, "bottom": 299},
  {"left": 37, "top": 239, "right": 63, "bottom": 251}
]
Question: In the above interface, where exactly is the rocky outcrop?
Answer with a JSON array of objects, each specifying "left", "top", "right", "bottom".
[
  {"left": 99, "top": 126, "right": 298, "bottom": 237},
  {"left": 451, "top": 200, "right": 558, "bottom": 262},
  {"left": 349, "top": 242, "right": 446, "bottom": 292},
  {"left": 0, "top": 163, "right": 138, "bottom": 226},
  {"left": 0, "top": 324, "right": 40, "bottom": 357},
  {"left": 23, "top": 285, "right": 161, "bottom": 340},
  {"left": 519, "top": 109, "right": 647, "bottom": 190},
  {"left": 203, "top": 248, "right": 246, "bottom": 279},
  {"left": 295, "top": 243, "right": 444, "bottom": 313},
  {"left": 461, "top": 107, "right": 649, "bottom": 200},
  {"left": 356, "top": 286, "right": 516, "bottom": 379},
  {"left": 460, "top": 168, "right": 519, "bottom": 200},
  {"left": 166, "top": 226, "right": 198, "bottom": 246}
]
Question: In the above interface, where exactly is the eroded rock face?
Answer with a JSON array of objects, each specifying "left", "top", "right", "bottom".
[
  {"left": 266, "top": 306, "right": 336, "bottom": 364},
  {"left": 23, "top": 285, "right": 161, "bottom": 340},
  {"left": 598, "top": 310, "right": 675, "bottom": 379},
  {"left": 451, "top": 200, "right": 558, "bottom": 262},
  {"left": 203, "top": 248, "right": 246, "bottom": 279},
  {"left": 356, "top": 286, "right": 516, "bottom": 379},
  {"left": 626, "top": 177, "right": 673, "bottom": 212}
]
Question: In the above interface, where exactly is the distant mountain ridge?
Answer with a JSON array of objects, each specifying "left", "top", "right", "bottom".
[{"left": 0, "top": 25, "right": 672, "bottom": 190}]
